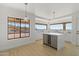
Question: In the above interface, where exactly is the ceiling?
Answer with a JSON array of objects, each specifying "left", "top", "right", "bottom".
[
  {"left": 0, "top": 3, "right": 26, "bottom": 11},
  {"left": 35, "top": 3, "right": 79, "bottom": 19},
  {"left": 0, "top": 3, "right": 79, "bottom": 20}
]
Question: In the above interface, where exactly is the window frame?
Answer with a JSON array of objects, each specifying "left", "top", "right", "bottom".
[
  {"left": 65, "top": 22, "right": 72, "bottom": 31},
  {"left": 50, "top": 23, "right": 64, "bottom": 31},
  {"left": 50, "top": 22, "right": 72, "bottom": 31},
  {"left": 8, "top": 17, "right": 30, "bottom": 40},
  {"left": 35, "top": 23, "right": 47, "bottom": 30}
]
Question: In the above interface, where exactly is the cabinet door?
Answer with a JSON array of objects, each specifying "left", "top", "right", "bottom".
[
  {"left": 48, "top": 35, "right": 51, "bottom": 46},
  {"left": 43, "top": 34, "right": 48, "bottom": 44},
  {"left": 51, "top": 35, "right": 57, "bottom": 48}
]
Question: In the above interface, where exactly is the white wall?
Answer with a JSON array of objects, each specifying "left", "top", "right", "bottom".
[
  {"left": 49, "top": 16, "right": 72, "bottom": 24},
  {"left": 0, "top": 4, "right": 36, "bottom": 51},
  {"left": 74, "top": 14, "right": 79, "bottom": 45},
  {"left": 35, "top": 18, "right": 48, "bottom": 24},
  {"left": 76, "top": 16, "right": 79, "bottom": 45}
]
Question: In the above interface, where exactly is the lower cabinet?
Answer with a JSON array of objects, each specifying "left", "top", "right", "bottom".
[
  {"left": 43, "top": 33, "right": 64, "bottom": 50},
  {"left": 43, "top": 34, "right": 57, "bottom": 49},
  {"left": 51, "top": 35, "right": 57, "bottom": 48},
  {"left": 43, "top": 34, "right": 48, "bottom": 44}
]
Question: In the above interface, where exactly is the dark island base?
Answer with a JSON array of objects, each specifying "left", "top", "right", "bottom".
[{"left": 43, "top": 43, "right": 57, "bottom": 50}]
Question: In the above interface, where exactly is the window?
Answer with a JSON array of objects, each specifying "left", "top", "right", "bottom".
[
  {"left": 50, "top": 24, "right": 63, "bottom": 30},
  {"left": 66, "top": 23, "right": 72, "bottom": 31},
  {"left": 8, "top": 17, "right": 30, "bottom": 40},
  {"left": 8, "top": 17, "right": 15, "bottom": 39},
  {"left": 35, "top": 23, "right": 47, "bottom": 30},
  {"left": 15, "top": 18, "right": 20, "bottom": 38}
]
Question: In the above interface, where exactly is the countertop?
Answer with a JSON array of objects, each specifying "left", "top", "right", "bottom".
[{"left": 43, "top": 33, "right": 63, "bottom": 35}]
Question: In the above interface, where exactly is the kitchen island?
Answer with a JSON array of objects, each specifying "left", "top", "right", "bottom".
[{"left": 43, "top": 33, "right": 64, "bottom": 50}]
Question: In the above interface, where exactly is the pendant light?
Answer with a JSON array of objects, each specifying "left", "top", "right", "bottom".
[
  {"left": 53, "top": 11, "right": 55, "bottom": 20},
  {"left": 24, "top": 3, "right": 28, "bottom": 20}
]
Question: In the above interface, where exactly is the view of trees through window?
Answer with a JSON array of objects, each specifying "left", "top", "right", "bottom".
[
  {"left": 8, "top": 17, "right": 30, "bottom": 39},
  {"left": 50, "top": 24, "right": 63, "bottom": 30},
  {"left": 35, "top": 23, "right": 47, "bottom": 30},
  {"left": 66, "top": 23, "right": 72, "bottom": 31},
  {"left": 50, "top": 23, "right": 72, "bottom": 31}
]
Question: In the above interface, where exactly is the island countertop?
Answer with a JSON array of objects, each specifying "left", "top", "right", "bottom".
[{"left": 43, "top": 33, "right": 63, "bottom": 35}]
